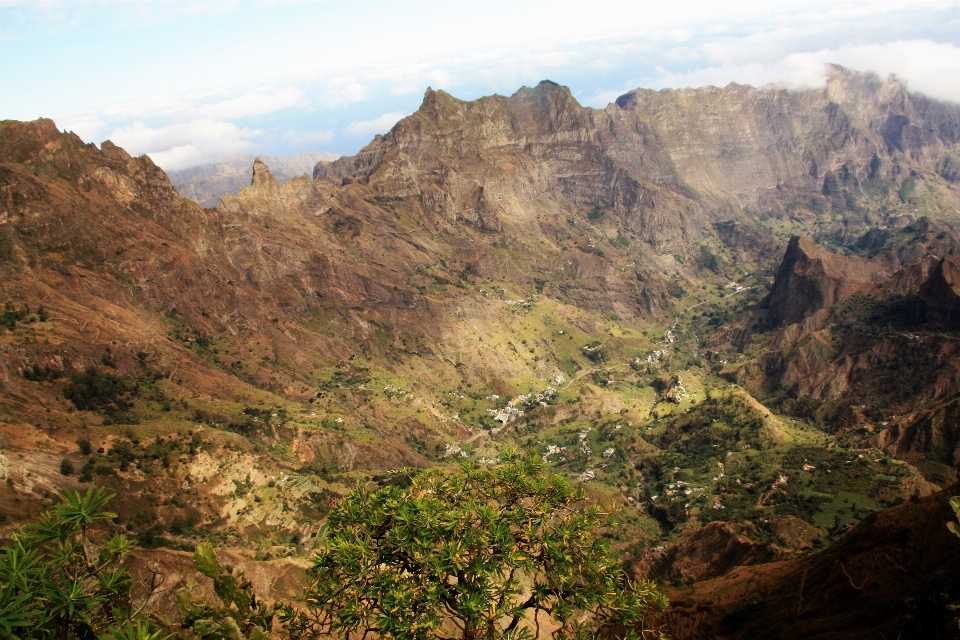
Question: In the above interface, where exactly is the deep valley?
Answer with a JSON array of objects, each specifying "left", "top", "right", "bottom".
[{"left": 3, "top": 65, "right": 960, "bottom": 638}]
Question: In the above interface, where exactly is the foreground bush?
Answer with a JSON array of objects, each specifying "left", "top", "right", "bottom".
[
  {"left": 284, "top": 452, "right": 668, "bottom": 639},
  {"left": 0, "top": 486, "right": 157, "bottom": 640},
  {"left": 1, "top": 459, "right": 668, "bottom": 639}
]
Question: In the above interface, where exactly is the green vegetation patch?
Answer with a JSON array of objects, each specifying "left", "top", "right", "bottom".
[{"left": 63, "top": 366, "right": 138, "bottom": 424}]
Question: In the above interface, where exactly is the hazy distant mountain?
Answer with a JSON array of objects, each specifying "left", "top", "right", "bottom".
[{"left": 168, "top": 151, "right": 339, "bottom": 207}]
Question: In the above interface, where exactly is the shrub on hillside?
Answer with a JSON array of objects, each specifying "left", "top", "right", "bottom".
[{"left": 63, "top": 366, "right": 137, "bottom": 423}]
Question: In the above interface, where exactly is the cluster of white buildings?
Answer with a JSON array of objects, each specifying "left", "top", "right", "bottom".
[{"left": 486, "top": 387, "right": 557, "bottom": 425}]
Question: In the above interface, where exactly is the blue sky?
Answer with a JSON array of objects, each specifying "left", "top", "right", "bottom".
[{"left": 2, "top": 0, "right": 960, "bottom": 171}]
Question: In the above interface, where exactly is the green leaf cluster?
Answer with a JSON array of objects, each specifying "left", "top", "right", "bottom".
[
  {"left": 0, "top": 485, "right": 159, "bottom": 640},
  {"left": 1, "top": 301, "right": 31, "bottom": 331},
  {"left": 948, "top": 497, "right": 960, "bottom": 539},
  {"left": 286, "top": 453, "right": 667, "bottom": 639},
  {"left": 174, "top": 543, "right": 278, "bottom": 640}
]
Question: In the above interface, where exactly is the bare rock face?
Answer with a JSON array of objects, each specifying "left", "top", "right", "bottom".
[
  {"left": 661, "top": 490, "right": 960, "bottom": 640},
  {"left": 712, "top": 231, "right": 960, "bottom": 474},
  {"left": 169, "top": 151, "right": 339, "bottom": 208},
  {"left": 764, "top": 236, "right": 895, "bottom": 328},
  {"left": 616, "top": 67, "right": 960, "bottom": 204},
  {"left": 127, "top": 549, "right": 308, "bottom": 624},
  {"left": 645, "top": 516, "right": 825, "bottom": 584},
  {"left": 919, "top": 252, "right": 960, "bottom": 327},
  {"left": 316, "top": 82, "right": 706, "bottom": 248},
  {"left": 317, "top": 66, "right": 960, "bottom": 257}
]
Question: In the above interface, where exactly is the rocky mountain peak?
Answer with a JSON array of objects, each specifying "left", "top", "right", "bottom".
[
  {"left": 764, "top": 235, "right": 895, "bottom": 327},
  {"left": 510, "top": 79, "right": 575, "bottom": 102},
  {"left": 251, "top": 158, "right": 278, "bottom": 189},
  {"left": 168, "top": 151, "right": 340, "bottom": 207},
  {"left": 316, "top": 65, "right": 960, "bottom": 259},
  {"left": 613, "top": 90, "right": 637, "bottom": 109},
  {"left": 418, "top": 86, "right": 459, "bottom": 115},
  {"left": 0, "top": 118, "right": 70, "bottom": 165},
  {"left": 0, "top": 118, "right": 181, "bottom": 219},
  {"left": 919, "top": 252, "right": 960, "bottom": 327}
]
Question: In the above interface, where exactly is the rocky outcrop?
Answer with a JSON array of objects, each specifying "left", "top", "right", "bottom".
[
  {"left": 127, "top": 548, "right": 308, "bottom": 624},
  {"left": 634, "top": 516, "right": 827, "bottom": 586},
  {"left": 660, "top": 488, "right": 960, "bottom": 639},
  {"left": 712, "top": 233, "right": 960, "bottom": 472},
  {"left": 875, "top": 397, "right": 960, "bottom": 479},
  {"left": 317, "top": 67, "right": 960, "bottom": 255},
  {"left": 764, "top": 236, "right": 895, "bottom": 328},
  {"left": 919, "top": 252, "right": 960, "bottom": 327},
  {"left": 169, "top": 151, "right": 339, "bottom": 207},
  {"left": 633, "top": 521, "right": 780, "bottom": 583}
]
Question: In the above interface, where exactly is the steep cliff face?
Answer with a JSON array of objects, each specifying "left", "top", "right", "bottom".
[
  {"left": 316, "top": 82, "right": 703, "bottom": 252},
  {"left": 617, "top": 68, "right": 960, "bottom": 205},
  {"left": 660, "top": 489, "right": 960, "bottom": 640},
  {"left": 317, "top": 67, "right": 960, "bottom": 258},
  {"left": 919, "top": 252, "right": 960, "bottom": 327},
  {"left": 763, "top": 236, "right": 895, "bottom": 328},
  {"left": 710, "top": 229, "right": 960, "bottom": 477}
]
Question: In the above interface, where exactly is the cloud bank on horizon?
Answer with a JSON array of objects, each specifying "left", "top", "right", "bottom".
[{"left": 2, "top": 0, "right": 959, "bottom": 172}]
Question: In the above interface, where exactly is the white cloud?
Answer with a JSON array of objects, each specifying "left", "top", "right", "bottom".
[
  {"left": 196, "top": 87, "right": 303, "bottom": 120},
  {"left": 90, "top": 86, "right": 304, "bottom": 123},
  {"left": 0, "top": 0, "right": 236, "bottom": 32},
  {"left": 281, "top": 128, "right": 335, "bottom": 146},
  {"left": 660, "top": 29, "right": 694, "bottom": 43},
  {"left": 320, "top": 76, "right": 371, "bottom": 107},
  {"left": 47, "top": 85, "right": 308, "bottom": 170},
  {"left": 818, "top": 40, "right": 960, "bottom": 103},
  {"left": 59, "top": 114, "right": 105, "bottom": 144},
  {"left": 584, "top": 89, "right": 629, "bottom": 109},
  {"left": 390, "top": 82, "right": 420, "bottom": 96},
  {"left": 583, "top": 79, "right": 641, "bottom": 108},
  {"left": 108, "top": 120, "right": 261, "bottom": 172},
  {"left": 646, "top": 40, "right": 960, "bottom": 104},
  {"left": 425, "top": 69, "right": 454, "bottom": 89},
  {"left": 344, "top": 112, "right": 409, "bottom": 138}
]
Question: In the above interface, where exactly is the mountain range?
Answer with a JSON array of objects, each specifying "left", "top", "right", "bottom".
[{"left": 2, "top": 64, "right": 960, "bottom": 637}]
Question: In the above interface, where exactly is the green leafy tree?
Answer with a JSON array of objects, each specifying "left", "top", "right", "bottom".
[
  {"left": 102, "top": 620, "right": 169, "bottom": 640},
  {"left": 948, "top": 496, "right": 960, "bottom": 539},
  {"left": 284, "top": 453, "right": 667, "bottom": 639},
  {"left": 945, "top": 496, "right": 960, "bottom": 632},
  {"left": 0, "top": 485, "right": 160, "bottom": 640},
  {"left": 174, "top": 543, "right": 279, "bottom": 640}
]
